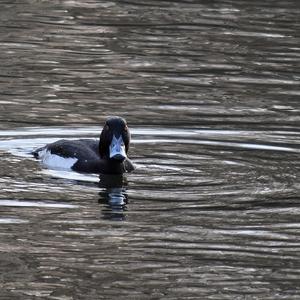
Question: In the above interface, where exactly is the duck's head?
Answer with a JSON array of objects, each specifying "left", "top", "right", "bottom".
[{"left": 99, "top": 116, "right": 131, "bottom": 161}]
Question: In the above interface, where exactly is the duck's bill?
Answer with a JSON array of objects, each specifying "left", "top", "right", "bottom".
[{"left": 109, "top": 135, "right": 127, "bottom": 161}]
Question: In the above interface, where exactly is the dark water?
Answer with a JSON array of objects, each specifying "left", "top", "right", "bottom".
[{"left": 0, "top": 0, "right": 300, "bottom": 299}]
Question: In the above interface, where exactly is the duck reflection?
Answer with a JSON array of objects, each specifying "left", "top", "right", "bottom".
[{"left": 98, "top": 174, "right": 128, "bottom": 221}]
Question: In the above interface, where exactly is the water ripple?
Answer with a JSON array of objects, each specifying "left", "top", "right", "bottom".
[{"left": 0, "top": 0, "right": 299, "bottom": 299}]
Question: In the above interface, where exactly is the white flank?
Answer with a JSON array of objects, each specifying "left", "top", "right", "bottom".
[{"left": 38, "top": 148, "right": 78, "bottom": 170}]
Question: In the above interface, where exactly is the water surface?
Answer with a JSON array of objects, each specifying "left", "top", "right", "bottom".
[{"left": 0, "top": 0, "right": 300, "bottom": 299}]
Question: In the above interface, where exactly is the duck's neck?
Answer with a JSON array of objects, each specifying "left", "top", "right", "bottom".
[{"left": 101, "top": 159, "right": 126, "bottom": 174}]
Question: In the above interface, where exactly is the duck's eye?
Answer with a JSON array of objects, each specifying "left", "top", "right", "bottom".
[
  {"left": 124, "top": 125, "right": 128, "bottom": 132},
  {"left": 105, "top": 124, "right": 110, "bottom": 131}
]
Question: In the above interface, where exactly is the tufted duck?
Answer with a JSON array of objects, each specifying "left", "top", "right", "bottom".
[{"left": 33, "top": 116, "right": 135, "bottom": 174}]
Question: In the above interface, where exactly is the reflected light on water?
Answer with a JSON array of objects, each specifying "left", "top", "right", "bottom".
[{"left": 0, "top": 0, "right": 299, "bottom": 299}]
